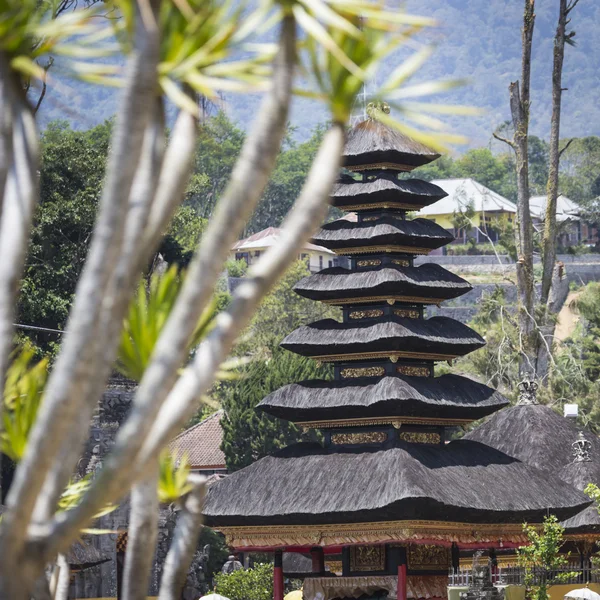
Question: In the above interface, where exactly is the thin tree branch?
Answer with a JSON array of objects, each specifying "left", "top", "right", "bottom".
[
  {"left": 492, "top": 132, "right": 515, "bottom": 149},
  {"left": 566, "top": 0, "right": 580, "bottom": 15},
  {"left": 2, "top": 0, "right": 161, "bottom": 581},
  {"left": 558, "top": 137, "right": 574, "bottom": 158},
  {"left": 53, "top": 555, "right": 70, "bottom": 600},
  {"left": 32, "top": 97, "right": 167, "bottom": 524},
  {"left": 122, "top": 467, "right": 159, "bottom": 600},
  {"left": 42, "top": 121, "right": 345, "bottom": 553},
  {"left": 158, "top": 475, "right": 206, "bottom": 600},
  {"left": 0, "top": 62, "right": 39, "bottom": 438}
]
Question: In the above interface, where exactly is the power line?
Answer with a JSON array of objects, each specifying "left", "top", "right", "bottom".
[{"left": 13, "top": 323, "right": 64, "bottom": 335}]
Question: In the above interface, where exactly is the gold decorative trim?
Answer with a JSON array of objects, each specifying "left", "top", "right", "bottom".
[
  {"left": 399, "top": 432, "right": 441, "bottom": 444},
  {"left": 322, "top": 295, "right": 441, "bottom": 306},
  {"left": 332, "top": 431, "right": 387, "bottom": 445},
  {"left": 397, "top": 365, "right": 430, "bottom": 377},
  {"left": 349, "top": 309, "right": 385, "bottom": 320},
  {"left": 357, "top": 259, "right": 382, "bottom": 267},
  {"left": 325, "top": 560, "right": 343, "bottom": 575},
  {"left": 391, "top": 259, "right": 410, "bottom": 267},
  {"left": 297, "top": 415, "right": 473, "bottom": 429},
  {"left": 393, "top": 308, "right": 420, "bottom": 319},
  {"left": 362, "top": 216, "right": 380, "bottom": 222},
  {"left": 407, "top": 544, "right": 450, "bottom": 570},
  {"left": 346, "top": 162, "right": 414, "bottom": 172},
  {"left": 216, "top": 519, "right": 535, "bottom": 550},
  {"left": 313, "top": 350, "right": 460, "bottom": 362},
  {"left": 333, "top": 245, "right": 432, "bottom": 256},
  {"left": 340, "top": 366, "right": 385, "bottom": 378},
  {"left": 336, "top": 201, "right": 425, "bottom": 212},
  {"left": 350, "top": 545, "right": 386, "bottom": 571}
]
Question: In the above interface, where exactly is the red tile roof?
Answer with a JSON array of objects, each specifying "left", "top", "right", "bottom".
[{"left": 170, "top": 410, "right": 226, "bottom": 470}]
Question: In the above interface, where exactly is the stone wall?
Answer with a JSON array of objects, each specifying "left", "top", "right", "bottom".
[{"left": 71, "top": 383, "right": 178, "bottom": 599}]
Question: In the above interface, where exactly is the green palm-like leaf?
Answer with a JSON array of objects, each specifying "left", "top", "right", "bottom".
[
  {"left": 158, "top": 449, "right": 194, "bottom": 504},
  {"left": 116, "top": 265, "right": 218, "bottom": 383},
  {"left": 2, "top": 346, "right": 48, "bottom": 462},
  {"left": 59, "top": 475, "right": 117, "bottom": 519},
  {"left": 0, "top": 0, "right": 113, "bottom": 84}
]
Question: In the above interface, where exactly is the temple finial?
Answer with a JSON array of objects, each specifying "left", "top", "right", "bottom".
[
  {"left": 517, "top": 373, "right": 538, "bottom": 405},
  {"left": 366, "top": 101, "right": 390, "bottom": 119},
  {"left": 573, "top": 431, "right": 592, "bottom": 463}
]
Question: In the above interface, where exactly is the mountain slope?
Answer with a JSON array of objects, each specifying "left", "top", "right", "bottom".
[{"left": 37, "top": 1, "right": 600, "bottom": 149}]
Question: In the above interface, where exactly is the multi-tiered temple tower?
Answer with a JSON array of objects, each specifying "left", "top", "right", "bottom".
[{"left": 205, "top": 113, "right": 589, "bottom": 600}]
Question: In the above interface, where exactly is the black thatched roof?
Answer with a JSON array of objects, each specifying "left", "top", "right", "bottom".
[
  {"left": 312, "top": 217, "right": 454, "bottom": 254},
  {"left": 464, "top": 404, "right": 600, "bottom": 473},
  {"left": 558, "top": 461, "right": 600, "bottom": 533},
  {"left": 257, "top": 374, "right": 509, "bottom": 423},
  {"left": 293, "top": 263, "right": 472, "bottom": 304},
  {"left": 280, "top": 316, "right": 485, "bottom": 360},
  {"left": 331, "top": 176, "right": 447, "bottom": 210},
  {"left": 343, "top": 120, "right": 440, "bottom": 170},
  {"left": 67, "top": 539, "right": 110, "bottom": 570},
  {"left": 204, "top": 439, "right": 590, "bottom": 527},
  {"left": 283, "top": 552, "right": 312, "bottom": 574}
]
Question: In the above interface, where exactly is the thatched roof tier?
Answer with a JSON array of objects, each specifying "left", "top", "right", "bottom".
[
  {"left": 204, "top": 439, "right": 590, "bottom": 528},
  {"left": 464, "top": 404, "right": 600, "bottom": 473},
  {"left": 331, "top": 175, "right": 447, "bottom": 211},
  {"left": 343, "top": 120, "right": 440, "bottom": 171},
  {"left": 67, "top": 539, "right": 110, "bottom": 570},
  {"left": 280, "top": 316, "right": 485, "bottom": 361},
  {"left": 293, "top": 263, "right": 472, "bottom": 305},
  {"left": 312, "top": 216, "right": 454, "bottom": 255},
  {"left": 257, "top": 374, "right": 509, "bottom": 424},
  {"left": 558, "top": 461, "right": 600, "bottom": 533}
]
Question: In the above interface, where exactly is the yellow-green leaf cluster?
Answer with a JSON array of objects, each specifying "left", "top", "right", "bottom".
[
  {"left": 0, "top": 0, "right": 114, "bottom": 85},
  {"left": 2, "top": 346, "right": 48, "bottom": 462},
  {"left": 58, "top": 475, "right": 116, "bottom": 520},
  {"left": 116, "top": 265, "right": 217, "bottom": 383},
  {"left": 158, "top": 449, "right": 193, "bottom": 504}
]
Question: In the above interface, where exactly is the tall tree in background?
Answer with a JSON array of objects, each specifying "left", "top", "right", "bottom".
[
  {"left": 536, "top": 0, "right": 580, "bottom": 379},
  {"left": 493, "top": 0, "right": 536, "bottom": 376}
]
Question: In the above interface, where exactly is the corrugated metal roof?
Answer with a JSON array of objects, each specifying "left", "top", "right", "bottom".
[
  {"left": 170, "top": 410, "right": 226, "bottom": 470},
  {"left": 417, "top": 178, "right": 517, "bottom": 217},
  {"left": 232, "top": 227, "right": 335, "bottom": 254},
  {"left": 530, "top": 194, "right": 580, "bottom": 222}
]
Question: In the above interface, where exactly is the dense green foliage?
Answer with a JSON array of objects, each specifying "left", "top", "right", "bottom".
[
  {"left": 518, "top": 516, "right": 573, "bottom": 600},
  {"left": 220, "top": 345, "right": 330, "bottom": 471},
  {"left": 214, "top": 563, "right": 273, "bottom": 600}
]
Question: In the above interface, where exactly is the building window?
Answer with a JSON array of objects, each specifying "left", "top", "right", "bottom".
[
  {"left": 319, "top": 255, "right": 323, "bottom": 270},
  {"left": 328, "top": 260, "right": 333, "bottom": 268},
  {"left": 254, "top": 250, "right": 261, "bottom": 258}
]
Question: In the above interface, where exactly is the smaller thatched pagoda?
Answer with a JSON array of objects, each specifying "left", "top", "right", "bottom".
[
  {"left": 205, "top": 110, "right": 590, "bottom": 600},
  {"left": 466, "top": 381, "right": 600, "bottom": 559}
]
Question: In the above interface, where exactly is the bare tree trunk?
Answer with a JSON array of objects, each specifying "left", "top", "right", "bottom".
[
  {"left": 158, "top": 476, "right": 206, "bottom": 600},
  {"left": 122, "top": 468, "right": 159, "bottom": 600},
  {"left": 541, "top": 0, "right": 578, "bottom": 304},
  {"left": 494, "top": 0, "right": 536, "bottom": 376},
  {"left": 536, "top": 0, "right": 579, "bottom": 381}
]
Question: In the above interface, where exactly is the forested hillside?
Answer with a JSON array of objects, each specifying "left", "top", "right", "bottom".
[{"left": 37, "top": 1, "right": 600, "bottom": 147}]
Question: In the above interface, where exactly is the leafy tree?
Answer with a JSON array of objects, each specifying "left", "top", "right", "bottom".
[
  {"left": 17, "top": 120, "right": 111, "bottom": 353},
  {"left": 225, "top": 259, "right": 248, "bottom": 278},
  {"left": 248, "top": 260, "right": 339, "bottom": 349},
  {"left": 454, "top": 148, "right": 514, "bottom": 200},
  {"left": 220, "top": 345, "right": 330, "bottom": 471},
  {"left": 248, "top": 125, "right": 327, "bottom": 234},
  {"left": 528, "top": 136, "right": 549, "bottom": 195},
  {"left": 214, "top": 563, "right": 273, "bottom": 600},
  {"left": 411, "top": 154, "right": 456, "bottom": 182},
  {"left": 190, "top": 112, "right": 245, "bottom": 219},
  {"left": 518, "top": 515, "right": 574, "bottom": 600}
]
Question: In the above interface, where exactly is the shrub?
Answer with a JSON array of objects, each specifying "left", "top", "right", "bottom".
[{"left": 214, "top": 563, "right": 273, "bottom": 600}]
